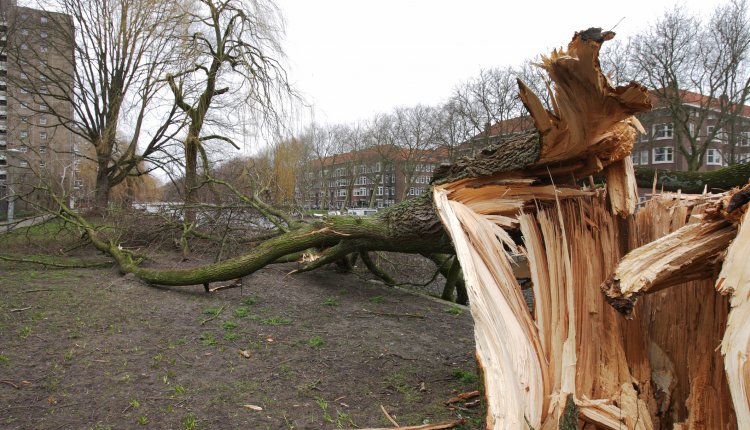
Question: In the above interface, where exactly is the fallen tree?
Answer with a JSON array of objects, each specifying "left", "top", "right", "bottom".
[{"left": 49, "top": 28, "right": 750, "bottom": 429}]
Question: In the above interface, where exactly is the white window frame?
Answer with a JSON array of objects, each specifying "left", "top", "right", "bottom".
[
  {"left": 652, "top": 123, "right": 674, "bottom": 140},
  {"left": 39, "top": 131, "right": 47, "bottom": 140},
  {"left": 38, "top": 116, "right": 47, "bottom": 125},
  {"left": 652, "top": 147, "right": 674, "bottom": 164},
  {"left": 706, "top": 148, "right": 722, "bottom": 166},
  {"left": 40, "top": 31, "right": 48, "bottom": 38},
  {"left": 40, "top": 16, "right": 48, "bottom": 25}
]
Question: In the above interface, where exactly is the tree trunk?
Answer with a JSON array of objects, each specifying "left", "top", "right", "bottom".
[
  {"left": 92, "top": 145, "right": 112, "bottom": 215},
  {"left": 184, "top": 130, "right": 200, "bottom": 224},
  {"left": 60, "top": 28, "right": 750, "bottom": 430}
]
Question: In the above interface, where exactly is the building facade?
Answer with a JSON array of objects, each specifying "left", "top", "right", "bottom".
[
  {"left": 0, "top": 0, "right": 76, "bottom": 217},
  {"left": 630, "top": 92, "right": 750, "bottom": 172},
  {"left": 299, "top": 145, "right": 448, "bottom": 210}
]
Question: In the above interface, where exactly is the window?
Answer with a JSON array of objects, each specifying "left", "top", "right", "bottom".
[
  {"left": 40, "top": 31, "right": 48, "bottom": 38},
  {"left": 38, "top": 116, "right": 47, "bottom": 125},
  {"left": 707, "top": 126, "right": 725, "bottom": 142},
  {"left": 20, "top": 43, "right": 28, "bottom": 50},
  {"left": 19, "top": 161, "right": 28, "bottom": 168},
  {"left": 18, "top": 145, "right": 28, "bottom": 153},
  {"left": 706, "top": 148, "right": 722, "bottom": 165},
  {"left": 39, "top": 145, "right": 47, "bottom": 153},
  {"left": 20, "top": 101, "right": 30, "bottom": 109},
  {"left": 734, "top": 153, "right": 750, "bottom": 163},
  {"left": 19, "top": 72, "right": 28, "bottom": 80},
  {"left": 41, "top": 16, "right": 48, "bottom": 25},
  {"left": 652, "top": 123, "right": 674, "bottom": 140},
  {"left": 20, "top": 87, "right": 29, "bottom": 94},
  {"left": 21, "top": 29, "right": 29, "bottom": 37},
  {"left": 40, "top": 45, "right": 48, "bottom": 53},
  {"left": 20, "top": 116, "right": 30, "bottom": 123},
  {"left": 39, "top": 161, "right": 45, "bottom": 168},
  {"left": 338, "top": 189, "right": 347, "bottom": 197},
  {"left": 631, "top": 151, "right": 640, "bottom": 165},
  {"left": 741, "top": 132, "right": 750, "bottom": 147},
  {"left": 632, "top": 149, "right": 649, "bottom": 165},
  {"left": 39, "top": 104, "right": 47, "bottom": 111},
  {"left": 377, "top": 186, "right": 383, "bottom": 196},
  {"left": 19, "top": 130, "right": 28, "bottom": 139},
  {"left": 39, "top": 132, "right": 47, "bottom": 140},
  {"left": 653, "top": 147, "right": 674, "bottom": 164}
]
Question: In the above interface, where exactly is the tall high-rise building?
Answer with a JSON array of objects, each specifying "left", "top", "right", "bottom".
[{"left": 0, "top": 0, "right": 76, "bottom": 217}]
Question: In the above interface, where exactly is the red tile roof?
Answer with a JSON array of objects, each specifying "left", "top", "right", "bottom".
[{"left": 649, "top": 89, "right": 750, "bottom": 117}]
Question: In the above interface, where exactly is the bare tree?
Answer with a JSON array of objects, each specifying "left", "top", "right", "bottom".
[
  {"left": 391, "top": 105, "right": 439, "bottom": 201},
  {"left": 630, "top": 1, "right": 750, "bottom": 170},
  {"left": 450, "top": 67, "right": 526, "bottom": 157},
  {"left": 164, "top": 0, "right": 293, "bottom": 221},
  {"left": 8, "top": 0, "right": 185, "bottom": 213}
]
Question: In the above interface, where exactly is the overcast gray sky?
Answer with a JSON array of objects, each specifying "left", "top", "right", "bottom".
[{"left": 277, "top": 0, "right": 717, "bottom": 129}]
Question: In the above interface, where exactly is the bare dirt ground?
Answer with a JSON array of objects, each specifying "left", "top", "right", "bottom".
[{"left": 0, "top": 252, "right": 483, "bottom": 429}]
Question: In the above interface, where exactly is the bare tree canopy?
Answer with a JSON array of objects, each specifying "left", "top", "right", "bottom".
[{"left": 7, "top": 0, "right": 185, "bottom": 212}]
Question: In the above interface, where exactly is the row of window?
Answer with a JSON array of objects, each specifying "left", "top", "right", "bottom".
[
  {"left": 19, "top": 29, "right": 48, "bottom": 38},
  {"left": 19, "top": 129, "right": 49, "bottom": 140},
  {"left": 18, "top": 14, "right": 49, "bottom": 25},
  {"left": 631, "top": 147, "right": 747, "bottom": 166},
  {"left": 648, "top": 123, "right": 750, "bottom": 145},
  {"left": 332, "top": 186, "right": 399, "bottom": 198},
  {"left": 18, "top": 101, "right": 48, "bottom": 111},
  {"left": 20, "top": 43, "right": 50, "bottom": 53}
]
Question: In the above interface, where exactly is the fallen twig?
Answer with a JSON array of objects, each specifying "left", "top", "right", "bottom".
[
  {"left": 208, "top": 281, "right": 242, "bottom": 292},
  {"left": 10, "top": 306, "right": 32, "bottom": 312},
  {"left": 0, "top": 254, "right": 112, "bottom": 268},
  {"left": 21, "top": 289, "right": 55, "bottom": 293},
  {"left": 362, "top": 309, "right": 425, "bottom": 319},
  {"left": 0, "top": 380, "right": 20, "bottom": 389},
  {"left": 380, "top": 404, "right": 400, "bottom": 427},
  {"left": 200, "top": 305, "right": 225, "bottom": 325},
  {"left": 444, "top": 390, "right": 480, "bottom": 405}
]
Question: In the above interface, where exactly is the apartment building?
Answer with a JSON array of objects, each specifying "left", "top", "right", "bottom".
[
  {"left": 630, "top": 91, "right": 750, "bottom": 171},
  {"left": 0, "top": 0, "right": 76, "bottom": 217},
  {"left": 299, "top": 145, "right": 448, "bottom": 210}
]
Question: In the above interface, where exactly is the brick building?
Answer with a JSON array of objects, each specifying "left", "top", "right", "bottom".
[
  {"left": 299, "top": 145, "right": 449, "bottom": 210},
  {"left": 630, "top": 91, "right": 750, "bottom": 171},
  {"left": 0, "top": 0, "right": 76, "bottom": 217}
]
